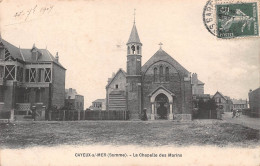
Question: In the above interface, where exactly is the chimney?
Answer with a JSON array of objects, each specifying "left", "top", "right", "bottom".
[
  {"left": 69, "top": 88, "right": 72, "bottom": 93},
  {"left": 107, "top": 78, "right": 112, "bottom": 83},
  {"left": 55, "top": 52, "right": 59, "bottom": 62},
  {"left": 31, "top": 43, "right": 37, "bottom": 61},
  {"left": 192, "top": 73, "right": 198, "bottom": 84}
]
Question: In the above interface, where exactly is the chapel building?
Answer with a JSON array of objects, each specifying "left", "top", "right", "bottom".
[{"left": 106, "top": 22, "right": 195, "bottom": 120}]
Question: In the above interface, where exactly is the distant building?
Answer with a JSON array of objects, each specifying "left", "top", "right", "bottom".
[
  {"left": 191, "top": 73, "right": 211, "bottom": 109},
  {"left": 212, "top": 91, "right": 233, "bottom": 112},
  {"left": 191, "top": 73, "right": 204, "bottom": 95},
  {"left": 231, "top": 98, "right": 248, "bottom": 111},
  {"left": 89, "top": 99, "right": 106, "bottom": 111},
  {"left": 248, "top": 88, "right": 260, "bottom": 117},
  {"left": 65, "top": 88, "right": 84, "bottom": 111},
  {"left": 0, "top": 38, "right": 66, "bottom": 120}
]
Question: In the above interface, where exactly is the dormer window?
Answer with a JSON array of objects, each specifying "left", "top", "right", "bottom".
[{"left": 4, "top": 48, "right": 12, "bottom": 61}]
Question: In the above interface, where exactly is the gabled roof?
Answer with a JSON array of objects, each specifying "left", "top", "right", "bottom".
[
  {"left": 148, "top": 85, "right": 175, "bottom": 97},
  {"left": 0, "top": 39, "right": 23, "bottom": 61},
  {"left": 127, "top": 23, "right": 141, "bottom": 44},
  {"left": 0, "top": 38, "right": 65, "bottom": 69},
  {"left": 212, "top": 91, "right": 230, "bottom": 101},
  {"left": 191, "top": 79, "right": 204, "bottom": 85},
  {"left": 20, "top": 48, "right": 65, "bottom": 69},
  {"left": 106, "top": 68, "right": 126, "bottom": 88},
  {"left": 197, "top": 80, "right": 204, "bottom": 85},
  {"left": 142, "top": 48, "right": 189, "bottom": 75},
  {"left": 232, "top": 99, "right": 247, "bottom": 105},
  {"left": 65, "top": 88, "right": 78, "bottom": 99}
]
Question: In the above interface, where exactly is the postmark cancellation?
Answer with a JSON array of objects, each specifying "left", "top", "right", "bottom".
[{"left": 203, "top": 0, "right": 260, "bottom": 39}]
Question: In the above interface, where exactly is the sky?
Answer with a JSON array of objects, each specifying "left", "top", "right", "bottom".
[{"left": 0, "top": 0, "right": 259, "bottom": 108}]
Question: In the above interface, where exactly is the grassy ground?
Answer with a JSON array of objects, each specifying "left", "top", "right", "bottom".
[{"left": 0, "top": 120, "right": 259, "bottom": 149}]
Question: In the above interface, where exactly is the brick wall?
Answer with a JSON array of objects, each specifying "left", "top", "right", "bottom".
[
  {"left": 127, "top": 55, "right": 141, "bottom": 75},
  {"left": 142, "top": 61, "right": 190, "bottom": 116},
  {"left": 52, "top": 63, "right": 66, "bottom": 109},
  {"left": 143, "top": 74, "right": 182, "bottom": 115},
  {"left": 127, "top": 76, "right": 142, "bottom": 119},
  {"left": 249, "top": 88, "right": 260, "bottom": 116}
]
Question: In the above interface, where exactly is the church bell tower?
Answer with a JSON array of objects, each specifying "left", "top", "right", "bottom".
[{"left": 126, "top": 11, "right": 142, "bottom": 119}]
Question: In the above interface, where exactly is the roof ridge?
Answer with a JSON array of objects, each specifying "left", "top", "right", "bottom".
[{"left": 106, "top": 68, "right": 126, "bottom": 88}]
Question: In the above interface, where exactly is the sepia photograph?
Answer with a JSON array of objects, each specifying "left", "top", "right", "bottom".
[{"left": 0, "top": 0, "right": 259, "bottom": 165}]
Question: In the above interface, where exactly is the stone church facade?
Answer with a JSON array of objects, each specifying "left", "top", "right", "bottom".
[{"left": 106, "top": 22, "right": 193, "bottom": 120}]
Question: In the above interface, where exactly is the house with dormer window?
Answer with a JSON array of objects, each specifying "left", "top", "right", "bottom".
[{"left": 0, "top": 37, "right": 66, "bottom": 120}]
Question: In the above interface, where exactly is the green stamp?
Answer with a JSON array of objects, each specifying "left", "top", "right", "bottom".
[{"left": 216, "top": 2, "right": 259, "bottom": 38}]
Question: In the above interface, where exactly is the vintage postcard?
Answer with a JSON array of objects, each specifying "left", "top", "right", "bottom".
[{"left": 0, "top": 0, "right": 259, "bottom": 165}]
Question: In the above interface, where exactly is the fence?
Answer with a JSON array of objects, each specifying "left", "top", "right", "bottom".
[
  {"left": 48, "top": 110, "right": 129, "bottom": 121},
  {"left": 85, "top": 110, "right": 129, "bottom": 120},
  {"left": 242, "top": 109, "right": 260, "bottom": 118}
]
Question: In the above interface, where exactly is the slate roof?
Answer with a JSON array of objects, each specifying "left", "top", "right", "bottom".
[
  {"left": 212, "top": 91, "right": 232, "bottom": 102},
  {"left": 20, "top": 48, "right": 65, "bottom": 69},
  {"left": 65, "top": 88, "right": 78, "bottom": 99},
  {"left": 232, "top": 99, "right": 247, "bottom": 105},
  {"left": 106, "top": 68, "right": 126, "bottom": 88},
  {"left": 191, "top": 78, "right": 204, "bottom": 85},
  {"left": 93, "top": 99, "right": 105, "bottom": 103},
  {"left": 0, "top": 39, "right": 23, "bottom": 60},
  {"left": 141, "top": 48, "right": 189, "bottom": 75},
  {"left": 0, "top": 39, "right": 65, "bottom": 69},
  {"left": 127, "top": 24, "right": 141, "bottom": 44}
]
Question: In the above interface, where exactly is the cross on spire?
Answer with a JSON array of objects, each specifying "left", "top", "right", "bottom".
[
  {"left": 134, "top": 8, "right": 136, "bottom": 24},
  {"left": 159, "top": 42, "right": 163, "bottom": 49}
]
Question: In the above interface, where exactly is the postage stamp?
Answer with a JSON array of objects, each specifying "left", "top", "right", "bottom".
[
  {"left": 203, "top": 0, "right": 259, "bottom": 39},
  {"left": 216, "top": 2, "right": 259, "bottom": 38}
]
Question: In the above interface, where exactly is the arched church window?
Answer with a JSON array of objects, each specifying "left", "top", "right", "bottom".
[
  {"left": 159, "top": 66, "right": 163, "bottom": 82},
  {"left": 131, "top": 45, "right": 135, "bottom": 54},
  {"left": 127, "top": 46, "right": 130, "bottom": 54},
  {"left": 154, "top": 67, "right": 158, "bottom": 82},
  {"left": 137, "top": 46, "right": 140, "bottom": 54},
  {"left": 165, "top": 67, "right": 169, "bottom": 82}
]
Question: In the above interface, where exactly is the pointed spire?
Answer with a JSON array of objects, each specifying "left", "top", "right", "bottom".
[
  {"left": 127, "top": 23, "right": 141, "bottom": 44},
  {"left": 127, "top": 9, "right": 142, "bottom": 45}
]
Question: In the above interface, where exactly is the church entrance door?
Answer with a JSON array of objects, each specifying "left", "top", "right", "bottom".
[{"left": 155, "top": 93, "right": 169, "bottom": 119}]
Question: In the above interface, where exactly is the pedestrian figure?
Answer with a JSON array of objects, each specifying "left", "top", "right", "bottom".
[
  {"left": 141, "top": 108, "right": 148, "bottom": 121},
  {"left": 232, "top": 109, "right": 236, "bottom": 118},
  {"left": 236, "top": 110, "right": 240, "bottom": 118}
]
